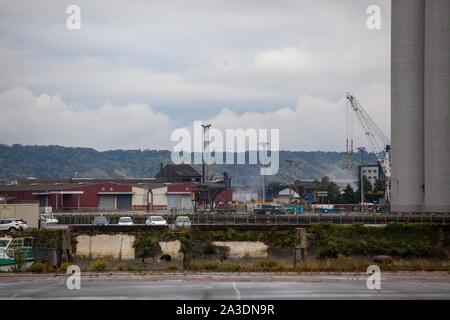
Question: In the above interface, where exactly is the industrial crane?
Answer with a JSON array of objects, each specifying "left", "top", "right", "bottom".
[{"left": 346, "top": 93, "right": 391, "bottom": 202}]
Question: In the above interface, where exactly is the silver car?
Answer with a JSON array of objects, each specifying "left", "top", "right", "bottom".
[
  {"left": 118, "top": 217, "right": 134, "bottom": 226},
  {"left": 145, "top": 216, "right": 167, "bottom": 226},
  {"left": 174, "top": 216, "right": 191, "bottom": 228}
]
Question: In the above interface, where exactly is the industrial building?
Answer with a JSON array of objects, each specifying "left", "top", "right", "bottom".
[
  {"left": 155, "top": 164, "right": 202, "bottom": 183},
  {"left": 166, "top": 182, "right": 197, "bottom": 210},
  {"left": 359, "top": 164, "right": 385, "bottom": 186},
  {"left": 0, "top": 165, "right": 232, "bottom": 211},
  {"left": 391, "top": 0, "right": 450, "bottom": 212},
  {"left": 0, "top": 182, "right": 138, "bottom": 211}
]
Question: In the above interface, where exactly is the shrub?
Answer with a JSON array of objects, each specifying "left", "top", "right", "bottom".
[
  {"left": 116, "top": 263, "right": 126, "bottom": 271},
  {"left": 335, "top": 254, "right": 368, "bottom": 272},
  {"left": 29, "top": 262, "right": 46, "bottom": 273},
  {"left": 222, "top": 263, "right": 241, "bottom": 272},
  {"left": 91, "top": 258, "right": 109, "bottom": 272},
  {"left": 10, "top": 251, "right": 27, "bottom": 273},
  {"left": 126, "top": 264, "right": 136, "bottom": 272},
  {"left": 168, "top": 264, "right": 179, "bottom": 271},
  {"left": 255, "top": 260, "right": 280, "bottom": 271},
  {"left": 202, "top": 243, "right": 218, "bottom": 257},
  {"left": 59, "top": 262, "right": 70, "bottom": 272},
  {"left": 203, "top": 261, "right": 219, "bottom": 271}
]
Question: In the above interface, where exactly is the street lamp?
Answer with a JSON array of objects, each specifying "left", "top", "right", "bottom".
[
  {"left": 259, "top": 142, "right": 269, "bottom": 202},
  {"left": 357, "top": 147, "right": 366, "bottom": 213},
  {"left": 201, "top": 123, "right": 211, "bottom": 184},
  {"left": 287, "top": 159, "right": 293, "bottom": 204}
]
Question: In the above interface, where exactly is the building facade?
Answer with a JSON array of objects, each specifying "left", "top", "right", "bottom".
[{"left": 359, "top": 163, "right": 385, "bottom": 186}]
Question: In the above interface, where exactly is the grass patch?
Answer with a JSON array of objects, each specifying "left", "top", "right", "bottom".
[{"left": 91, "top": 258, "right": 109, "bottom": 271}]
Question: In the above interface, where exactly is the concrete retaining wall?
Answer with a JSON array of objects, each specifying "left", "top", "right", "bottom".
[
  {"left": 76, "top": 234, "right": 136, "bottom": 260},
  {"left": 75, "top": 235, "right": 184, "bottom": 260},
  {"left": 159, "top": 240, "right": 182, "bottom": 259},
  {"left": 212, "top": 241, "right": 268, "bottom": 258}
]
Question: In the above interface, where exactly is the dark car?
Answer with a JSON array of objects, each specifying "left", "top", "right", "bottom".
[{"left": 92, "top": 216, "right": 109, "bottom": 226}]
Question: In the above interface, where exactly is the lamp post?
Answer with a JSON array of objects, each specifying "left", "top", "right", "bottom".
[
  {"left": 259, "top": 142, "right": 269, "bottom": 202},
  {"left": 201, "top": 123, "right": 211, "bottom": 184},
  {"left": 357, "top": 147, "right": 366, "bottom": 213},
  {"left": 287, "top": 159, "right": 293, "bottom": 204}
]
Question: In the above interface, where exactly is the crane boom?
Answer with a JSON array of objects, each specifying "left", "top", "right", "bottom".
[{"left": 346, "top": 93, "right": 391, "bottom": 202}]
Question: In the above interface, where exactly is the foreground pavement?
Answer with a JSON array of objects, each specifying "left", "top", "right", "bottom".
[{"left": 0, "top": 272, "right": 449, "bottom": 300}]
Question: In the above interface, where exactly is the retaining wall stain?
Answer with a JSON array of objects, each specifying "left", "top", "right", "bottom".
[{"left": 212, "top": 241, "right": 268, "bottom": 258}]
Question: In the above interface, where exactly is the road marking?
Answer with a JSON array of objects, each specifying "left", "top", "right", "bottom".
[{"left": 233, "top": 282, "right": 241, "bottom": 300}]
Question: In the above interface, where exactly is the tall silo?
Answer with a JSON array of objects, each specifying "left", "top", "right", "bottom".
[
  {"left": 391, "top": 0, "right": 425, "bottom": 212},
  {"left": 424, "top": 0, "right": 450, "bottom": 212}
]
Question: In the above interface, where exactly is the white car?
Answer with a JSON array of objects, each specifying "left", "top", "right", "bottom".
[
  {"left": 39, "top": 214, "right": 59, "bottom": 225},
  {"left": 118, "top": 217, "right": 134, "bottom": 226},
  {"left": 145, "top": 216, "right": 167, "bottom": 226},
  {"left": 0, "top": 219, "right": 29, "bottom": 232}
]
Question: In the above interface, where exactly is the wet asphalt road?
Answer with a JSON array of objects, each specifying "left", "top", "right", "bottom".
[{"left": 0, "top": 273, "right": 449, "bottom": 300}]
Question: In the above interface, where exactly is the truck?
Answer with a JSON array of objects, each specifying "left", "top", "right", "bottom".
[{"left": 253, "top": 202, "right": 283, "bottom": 215}]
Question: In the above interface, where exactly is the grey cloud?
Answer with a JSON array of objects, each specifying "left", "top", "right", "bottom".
[{"left": 0, "top": 0, "right": 391, "bottom": 150}]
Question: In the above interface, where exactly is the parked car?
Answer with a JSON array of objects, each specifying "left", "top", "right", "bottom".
[
  {"left": 175, "top": 216, "right": 191, "bottom": 228},
  {"left": 319, "top": 208, "right": 341, "bottom": 214},
  {"left": 0, "top": 219, "right": 28, "bottom": 232},
  {"left": 39, "top": 214, "right": 59, "bottom": 226},
  {"left": 118, "top": 216, "right": 134, "bottom": 226},
  {"left": 92, "top": 216, "right": 109, "bottom": 226},
  {"left": 174, "top": 216, "right": 191, "bottom": 228},
  {"left": 145, "top": 216, "right": 167, "bottom": 226}
]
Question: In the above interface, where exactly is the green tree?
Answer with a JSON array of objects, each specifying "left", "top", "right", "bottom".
[
  {"left": 134, "top": 236, "right": 161, "bottom": 263},
  {"left": 373, "top": 179, "right": 386, "bottom": 193},
  {"left": 342, "top": 184, "right": 356, "bottom": 204},
  {"left": 326, "top": 182, "right": 341, "bottom": 204},
  {"left": 321, "top": 176, "right": 331, "bottom": 187}
]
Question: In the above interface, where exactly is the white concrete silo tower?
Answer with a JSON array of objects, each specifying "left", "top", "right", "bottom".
[
  {"left": 391, "top": 0, "right": 450, "bottom": 213},
  {"left": 391, "top": 0, "right": 425, "bottom": 212},
  {"left": 424, "top": 0, "right": 450, "bottom": 212}
]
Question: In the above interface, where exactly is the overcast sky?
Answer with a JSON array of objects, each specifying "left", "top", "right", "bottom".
[{"left": 0, "top": 0, "right": 391, "bottom": 151}]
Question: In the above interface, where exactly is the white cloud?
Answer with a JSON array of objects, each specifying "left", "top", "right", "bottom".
[
  {"left": 0, "top": 87, "right": 174, "bottom": 150},
  {"left": 0, "top": 84, "right": 387, "bottom": 152},
  {"left": 254, "top": 47, "right": 315, "bottom": 73},
  {"left": 0, "top": 0, "right": 391, "bottom": 150}
]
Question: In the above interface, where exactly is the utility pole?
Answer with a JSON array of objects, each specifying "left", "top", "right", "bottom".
[
  {"left": 260, "top": 142, "right": 269, "bottom": 202},
  {"left": 201, "top": 124, "right": 211, "bottom": 184},
  {"left": 287, "top": 159, "right": 293, "bottom": 204},
  {"left": 358, "top": 147, "right": 366, "bottom": 213}
]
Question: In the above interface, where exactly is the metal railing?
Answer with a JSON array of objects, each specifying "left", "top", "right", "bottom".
[{"left": 53, "top": 212, "right": 448, "bottom": 226}]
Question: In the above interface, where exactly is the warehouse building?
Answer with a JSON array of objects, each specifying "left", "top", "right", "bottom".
[
  {"left": 166, "top": 182, "right": 196, "bottom": 210},
  {"left": 0, "top": 180, "right": 232, "bottom": 212},
  {"left": 0, "top": 182, "right": 136, "bottom": 211}
]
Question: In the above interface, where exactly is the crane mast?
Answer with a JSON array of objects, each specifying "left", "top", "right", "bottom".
[{"left": 346, "top": 93, "right": 391, "bottom": 202}]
